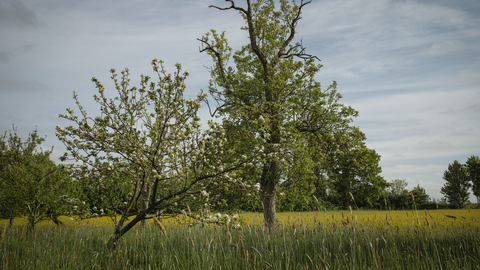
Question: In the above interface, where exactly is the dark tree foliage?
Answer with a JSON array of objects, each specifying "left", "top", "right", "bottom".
[
  {"left": 466, "top": 155, "right": 480, "bottom": 203},
  {"left": 441, "top": 160, "right": 471, "bottom": 208}
]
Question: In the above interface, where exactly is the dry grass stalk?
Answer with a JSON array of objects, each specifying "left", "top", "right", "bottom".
[
  {"left": 0, "top": 224, "right": 6, "bottom": 241},
  {"left": 349, "top": 206, "right": 352, "bottom": 214},
  {"left": 319, "top": 256, "right": 329, "bottom": 270},
  {"left": 425, "top": 217, "right": 430, "bottom": 227},
  {"left": 153, "top": 217, "right": 166, "bottom": 234},
  {"left": 240, "top": 239, "right": 247, "bottom": 258},
  {"left": 349, "top": 192, "right": 355, "bottom": 201}
]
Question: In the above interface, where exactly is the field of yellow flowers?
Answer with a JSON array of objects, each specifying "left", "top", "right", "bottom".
[{"left": 1, "top": 209, "right": 479, "bottom": 269}]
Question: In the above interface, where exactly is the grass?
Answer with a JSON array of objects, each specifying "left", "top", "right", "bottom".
[{"left": 1, "top": 209, "right": 479, "bottom": 269}]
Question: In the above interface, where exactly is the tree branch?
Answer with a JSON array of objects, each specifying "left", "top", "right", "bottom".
[{"left": 209, "top": 0, "right": 248, "bottom": 15}]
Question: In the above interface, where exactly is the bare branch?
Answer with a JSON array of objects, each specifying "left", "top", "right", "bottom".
[
  {"left": 277, "top": 0, "right": 318, "bottom": 61},
  {"left": 198, "top": 37, "right": 229, "bottom": 90},
  {"left": 280, "top": 40, "right": 321, "bottom": 61},
  {"left": 209, "top": 0, "right": 248, "bottom": 15}
]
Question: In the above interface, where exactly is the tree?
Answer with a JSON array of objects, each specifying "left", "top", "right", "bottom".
[
  {"left": 199, "top": 0, "right": 360, "bottom": 227},
  {"left": 410, "top": 185, "right": 430, "bottom": 208},
  {"left": 0, "top": 127, "right": 73, "bottom": 229},
  {"left": 441, "top": 160, "right": 471, "bottom": 208},
  {"left": 465, "top": 155, "right": 480, "bottom": 203},
  {"left": 326, "top": 146, "right": 387, "bottom": 209},
  {"left": 56, "top": 60, "right": 256, "bottom": 248},
  {"left": 388, "top": 179, "right": 408, "bottom": 196}
]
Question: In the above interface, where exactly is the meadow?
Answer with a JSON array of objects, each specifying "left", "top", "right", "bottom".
[{"left": 1, "top": 209, "right": 479, "bottom": 269}]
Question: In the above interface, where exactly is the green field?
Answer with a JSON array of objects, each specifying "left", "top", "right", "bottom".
[{"left": 1, "top": 209, "right": 479, "bottom": 269}]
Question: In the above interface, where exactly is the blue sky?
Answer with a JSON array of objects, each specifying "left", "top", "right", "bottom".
[{"left": 1, "top": 0, "right": 479, "bottom": 201}]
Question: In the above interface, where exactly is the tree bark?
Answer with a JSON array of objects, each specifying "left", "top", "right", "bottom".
[
  {"left": 261, "top": 159, "right": 280, "bottom": 228},
  {"left": 140, "top": 183, "right": 152, "bottom": 227},
  {"left": 107, "top": 212, "right": 146, "bottom": 250}
]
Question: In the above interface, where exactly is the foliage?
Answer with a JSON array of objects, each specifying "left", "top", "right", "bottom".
[
  {"left": 0, "top": 127, "right": 73, "bottom": 229},
  {"left": 56, "top": 59, "right": 258, "bottom": 248},
  {"left": 387, "top": 179, "right": 409, "bottom": 196},
  {"left": 199, "top": 0, "right": 374, "bottom": 226},
  {"left": 410, "top": 184, "right": 431, "bottom": 208},
  {"left": 441, "top": 160, "right": 471, "bottom": 208},
  {"left": 326, "top": 145, "right": 387, "bottom": 209},
  {"left": 466, "top": 155, "right": 480, "bottom": 203}
]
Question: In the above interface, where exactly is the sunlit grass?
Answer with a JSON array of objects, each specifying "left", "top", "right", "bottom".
[{"left": 1, "top": 209, "right": 479, "bottom": 269}]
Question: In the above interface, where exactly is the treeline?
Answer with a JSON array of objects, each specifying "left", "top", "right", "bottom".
[{"left": 2, "top": 126, "right": 476, "bottom": 230}]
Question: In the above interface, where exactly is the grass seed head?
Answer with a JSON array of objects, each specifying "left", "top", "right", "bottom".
[
  {"left": 0, "top": 224, "right": 6, "bottom": 241},
  {"left": 153, "top": 217, "right": 166, "bottom": 234}
]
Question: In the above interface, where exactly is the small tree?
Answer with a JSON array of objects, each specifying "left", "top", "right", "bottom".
[
  {"left": 410, "top": 185, "right": 430, "bottom": 209},
  {"left": 57, "top": 60, "right": 256, "bottom": 248},
  {"left": 465, "top": 155, "right": 480, "bottom": 203},
  {"left": 441, "top": 160, "right": 471, "bottom": 208},
  {"left": 0, "top": 127, "right": 73, "bottom": 229}
]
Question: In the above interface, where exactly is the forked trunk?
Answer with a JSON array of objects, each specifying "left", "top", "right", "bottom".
[{"left": 107, "top": 212, "right": 146, "bottom": 250}]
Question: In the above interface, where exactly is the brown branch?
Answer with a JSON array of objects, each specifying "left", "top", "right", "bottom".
[
  {"left": 276, "top": 0, "right": 320, "bottom": 62},
  {"left": 209, "top": 0, "right": 247, "bottom": 15},
  {"left": 198, "top": 37, "right": 230, "bottom": 91}
]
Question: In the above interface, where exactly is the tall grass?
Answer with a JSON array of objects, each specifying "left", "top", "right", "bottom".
[{"left": 1, "top": 209, "right": 479, "bottom": 269}]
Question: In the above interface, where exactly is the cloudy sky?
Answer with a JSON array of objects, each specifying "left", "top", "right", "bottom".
[{"left": 1, "top": 0, "right": 479, "bottom": 200}]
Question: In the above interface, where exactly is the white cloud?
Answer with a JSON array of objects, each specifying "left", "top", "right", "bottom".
[{"left": 428, "top": 40, "right": 463, "bottom": 56}]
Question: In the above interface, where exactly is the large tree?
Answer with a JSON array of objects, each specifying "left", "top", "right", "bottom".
[
  {"left": 465, "top": 155, "right": 480, "bottom": 203},
  {"left": 441, "top": 160, "right": 471, "bottom": 208},
  {"left": 199, "top": 0, "right": 361, "bottom": 227},
  {"left": 56, "top": 60, "right": 255, "bottom": 248}
]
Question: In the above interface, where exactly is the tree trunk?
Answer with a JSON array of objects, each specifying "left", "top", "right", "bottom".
[
  {"left": 107, "top": 212, "right": 146, "bottom": 250},
  {"left": 48, "top": 212, "right": 64, "bottom": 226},
  {"left": 261, "top": 159, "right": 280, "bottom": 228},
  {"left": 140, "top": 183, "right": 152, "bottom": 227}
]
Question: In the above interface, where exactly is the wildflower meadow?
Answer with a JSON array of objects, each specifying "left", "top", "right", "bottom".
[{"left": 1, "top": 208, "right": 479, "bottom": 269}]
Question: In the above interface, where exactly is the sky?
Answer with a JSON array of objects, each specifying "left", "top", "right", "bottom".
[{"left": 1, "top": 0, "right": 479, "bottom": 201}]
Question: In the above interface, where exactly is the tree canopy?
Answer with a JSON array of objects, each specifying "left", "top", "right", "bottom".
[
  {"left": 441, "top": 160, "right": 471, "bottom": 209},
  {"left": 0, "top": 126, "right": 72, "bottom": 229},
  {"left": 199, "top": 0, "right": 385, "bottom": 226},
  {"left": 56, "top": 60, "right": 257, "bottom": 248}
]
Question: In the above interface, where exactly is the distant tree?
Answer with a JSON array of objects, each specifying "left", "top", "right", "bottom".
[
  {"left": 465, "top": 155, "right": 480, "bottom": 203},
  {"left": 384, "top": 179, "right": 410, "bottom": 209},
  {"left": 56, "top": 60, "right": 256, "bottom": 249},
  {"left": 0, "top": 126, "right": 73, "bottom": 229},
  {"left": 410, "top": 185, "right": 430, "bottom": 208},
  {"left": 327, "top": 146, "right": 387, "bottom": 209},
  {"left": 388, "top": 179, "right": 408, "bottom": 196},
  {"left": 441, "top": 160, "right": 471, "bottom": 208}
]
